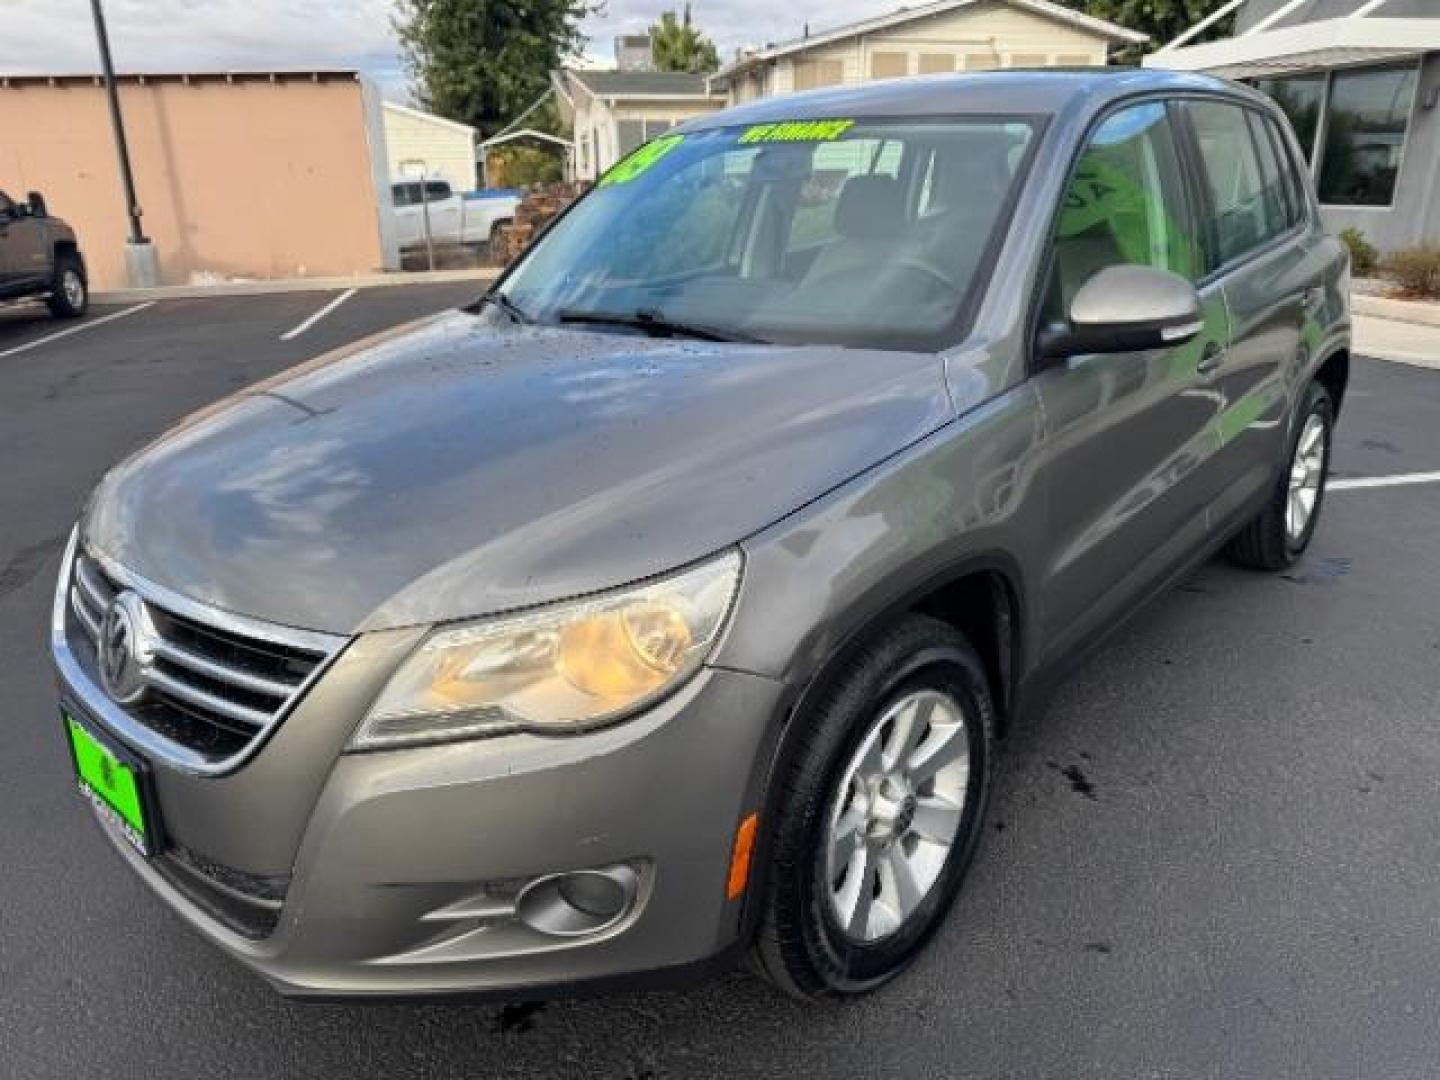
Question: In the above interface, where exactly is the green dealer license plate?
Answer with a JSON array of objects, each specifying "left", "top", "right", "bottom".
[{"left": 64, "top": 713, "right": 155, "bottom": 856}]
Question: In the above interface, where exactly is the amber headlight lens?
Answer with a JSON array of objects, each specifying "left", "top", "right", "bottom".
[{"left": 350, "top": 551, "right": 742, "bottom": 750}]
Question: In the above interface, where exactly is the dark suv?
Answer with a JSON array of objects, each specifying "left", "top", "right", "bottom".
[
  {"left": 0, "top": 189, "right": 88, "bottom": 318},
  {"left": 53, "top": 70, "right": 1348, "bottom": 1002}
]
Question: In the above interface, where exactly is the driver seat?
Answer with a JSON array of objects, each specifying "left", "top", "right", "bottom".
[{"left": 802, "top": 174, "right": 907, "bottom": 286}]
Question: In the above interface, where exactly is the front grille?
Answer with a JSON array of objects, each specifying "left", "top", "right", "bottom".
[{"left": 67, "top": 551, "right": 339, "bottom": 768}]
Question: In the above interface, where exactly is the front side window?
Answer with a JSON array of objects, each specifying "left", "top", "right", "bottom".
[
  {"left": 1043, "top": 102, "right": 1197, "bottom": 322},
  {"left": 498, "top": 117, "right": 1038, "bottom": 351},
  {"left": 1318, "top": 65, "right": 1417, "bottom": 207},
  {"left": 1188, "top": 101, "right": 1277, "bottom": 265}
]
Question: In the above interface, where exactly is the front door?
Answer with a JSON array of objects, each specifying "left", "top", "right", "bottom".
[
  {"left": 0, "top": 192, "right": 22, "bottom": 290},
  {"left": 1032, "top": 100, "right": 1230, "bottom": 664},
  {"left": 0, "top": 194, "right": 50, "bottom": 292}
]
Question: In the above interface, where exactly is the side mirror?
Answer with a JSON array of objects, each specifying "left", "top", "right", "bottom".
[
  {"left": 26, "top": 191, "right": 47, "bottom": 218},
  {"left": 1038, "top": 265, "right": 1203, "bottom": 361}
]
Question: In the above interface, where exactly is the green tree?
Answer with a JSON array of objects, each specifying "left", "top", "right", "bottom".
[
  {"left": 649, "top": 4, "right": 720, "bottom": 74},
  {"left": 394, "top": 0, "right": 595, "bottom": 137},
  {"left": 1069, "top": 0, "right": 1235, "bottom": 63}
]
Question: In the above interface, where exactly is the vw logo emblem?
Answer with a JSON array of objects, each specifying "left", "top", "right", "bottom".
[{"left": 98, "top": 591, "right": 151, "bottom": 704}]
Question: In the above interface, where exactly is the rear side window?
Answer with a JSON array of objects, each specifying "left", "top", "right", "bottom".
[
  {"left": 1263, "top": 113, "right": 1307, "bottom": 227},
  {"left": 1043, "top": 101, "right": 1198, "bottom": 322},
  {"left": 1245, "top": 111, "right": 1292, "bottom": 234},
  {"left": 1187, "top": 101, "right": 1278, "bottom": 266}
]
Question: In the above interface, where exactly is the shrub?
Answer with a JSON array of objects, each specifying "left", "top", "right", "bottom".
[
  {"left": 1338, "top": 227, "right": 1378, "bottom": 277},
  {"left": 1381, "top": 245, "right": 1440, "bottom": 299}
]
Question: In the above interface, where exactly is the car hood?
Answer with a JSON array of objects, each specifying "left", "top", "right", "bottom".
[{"left": 83, "top": 312, "right": 954, "bottom": 634}]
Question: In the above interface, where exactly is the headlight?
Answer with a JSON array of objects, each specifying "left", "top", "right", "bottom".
[{"left": 350, "top": 551, "right": 742, "bottom": 750}]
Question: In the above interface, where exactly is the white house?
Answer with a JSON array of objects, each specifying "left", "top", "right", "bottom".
[
  {"left": 551, "top": 68, "right": 726, "bottom": 182},
  {"left": 382, "top": 101, "right": 479, "bottom": 192},
  {"left": 708, "top": 0, "right": 1148, "bottom": 105}
]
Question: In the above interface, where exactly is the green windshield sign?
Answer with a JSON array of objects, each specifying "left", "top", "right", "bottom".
[
  {"left": 738, "top": 119, "right": 855, "bottom": 145},
  {"left": 598, "top": 134, "right": 685, "bottom": 187}
]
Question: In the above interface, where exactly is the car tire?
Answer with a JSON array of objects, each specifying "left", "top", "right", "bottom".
[
  {"left": 753, "top": 614, "right": 995, "bottom": 1000},
  {"left": 1226, "top": 379, "right": 1333, "bottom": 571},
  {"left": 47, "top": 254, "right": 88, "bottom": 319}
]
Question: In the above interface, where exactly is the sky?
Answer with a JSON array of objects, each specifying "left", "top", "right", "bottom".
[{"left": 0, "top": 0, "right": 901, "bottom": 103}]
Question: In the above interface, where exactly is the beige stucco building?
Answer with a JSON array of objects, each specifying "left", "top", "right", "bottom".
[
  {"left": 710, "top": 0, "right": 1147, "bottom": 104},
  {"left": 382, "top": 100, "right": 478, "bottom": 192},
  {"left": 0, "top": 70, "right": 399, "bottom": 290}
]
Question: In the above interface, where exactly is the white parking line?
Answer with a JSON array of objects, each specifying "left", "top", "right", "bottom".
[
  {"left": 0, "top": 302, "right": 156, "bottom": 361},
  {"left": 1331, "top": 470, "right": 1440, "bottom": 491},
  {"left": 279, "top": 288, "right": 356, "bottom": 341}
]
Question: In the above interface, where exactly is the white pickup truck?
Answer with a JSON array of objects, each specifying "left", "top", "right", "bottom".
[{"left": 390, "top": 179, "right": 521, "bottom": 251}]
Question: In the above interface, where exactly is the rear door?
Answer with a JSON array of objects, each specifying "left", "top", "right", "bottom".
[
  {"left": 1033, "top": 99, "right": 1231, "bottom": 663},
  {"left": 1178, "top": 99, "right": 1308, "bottom": 528}
]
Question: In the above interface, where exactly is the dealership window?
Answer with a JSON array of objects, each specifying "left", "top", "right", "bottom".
[
  {"left": 963, "top": 53, "right": 998, "bottom": 71},
  {"left": 1007, "top": 53, "right": 1049, "bottom": 68},
  {"left": 1254, "top": 62, "right": 1418, "bottom": 208},
  {"left": 1318, "top": 65, "right": 1418, "bottom": 206},
  {"left": 918, "top": 53, "right": 955, "bottom": 74},
  {"left": 1254, "top": 74, "right": 1325, "bottom": 161}
]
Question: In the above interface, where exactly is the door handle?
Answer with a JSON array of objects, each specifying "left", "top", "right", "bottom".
[
  {"left": 1197, "top": 341, "right": 1226, "bottom": 376},
  {"left": 1301, "top": 286, "right": 1325, "bottom": 313}
]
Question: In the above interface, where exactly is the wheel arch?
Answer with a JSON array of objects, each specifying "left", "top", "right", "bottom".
[
  {"left": 1314, "top": 346, "right": 1349, "bottom": 418},
  {"left": 737, "top": 553, "right": 1025, "bottom": 949},
  {"left": 52, "top": 238, "right": 84, "bottom": 273},
  {"left": 770, "top": 551, "right": 1028, "bottom": 764}
]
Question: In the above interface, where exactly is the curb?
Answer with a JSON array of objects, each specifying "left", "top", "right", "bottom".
[
  {"left": 1352, "top": 293, "right": 1440, "bottom": 330},
  {"left": 93, "top": 268, "right": 501, "bottom": 305},
  {"left": 1352, "top": 314, "right": 1440, "bottom": 371}
]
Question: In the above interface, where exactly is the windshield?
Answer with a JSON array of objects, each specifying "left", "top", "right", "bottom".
[{"left": 497, "top": 116, "right": 1038, "bottom": 350}]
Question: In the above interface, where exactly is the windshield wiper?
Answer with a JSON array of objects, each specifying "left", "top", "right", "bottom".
[
  {"left": 481, "top": 291, "right": 532, "bottom": 324},
  {"left": 554, "top": 307, "right": 764, "bottom": 344}
]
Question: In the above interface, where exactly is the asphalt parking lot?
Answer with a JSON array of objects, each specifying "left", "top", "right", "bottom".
[{"left": 2, "top": 287, "right": 1438, "bottom": 1079}]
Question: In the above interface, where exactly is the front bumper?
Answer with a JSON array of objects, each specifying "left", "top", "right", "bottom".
[
  {"left": 55, "top": 555, "right": 784, "bottom": 998},
  {"left": 71, "top": 667, "right": 783, "bottom": 998}
]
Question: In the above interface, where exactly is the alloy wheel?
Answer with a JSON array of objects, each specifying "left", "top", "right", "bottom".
[
  {"left": 63, "top": 269, "right": 85, "bottom": 309},
  {"left": 1286, "top": 412, "right": 1326, "bottom": 543},
  {"left": 824, "top": 689, "right": 970, "bottom": 943}
]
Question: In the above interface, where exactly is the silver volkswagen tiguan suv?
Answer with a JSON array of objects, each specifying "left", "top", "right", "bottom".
[{"left": 54, "top": 69, "right": 1349, "bottom": 1001}]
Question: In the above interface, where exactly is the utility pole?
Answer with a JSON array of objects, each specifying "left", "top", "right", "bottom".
[
  {"left": 401, "top": 159, "right": 436, "bottom": 272},
  {"left": 89, "top": 0, "right": 159, "bottom": 285}
]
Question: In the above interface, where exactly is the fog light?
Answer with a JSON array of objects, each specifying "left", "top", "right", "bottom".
[{"left": 515, "top": 865, "right": 638, "bottom": 938}]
